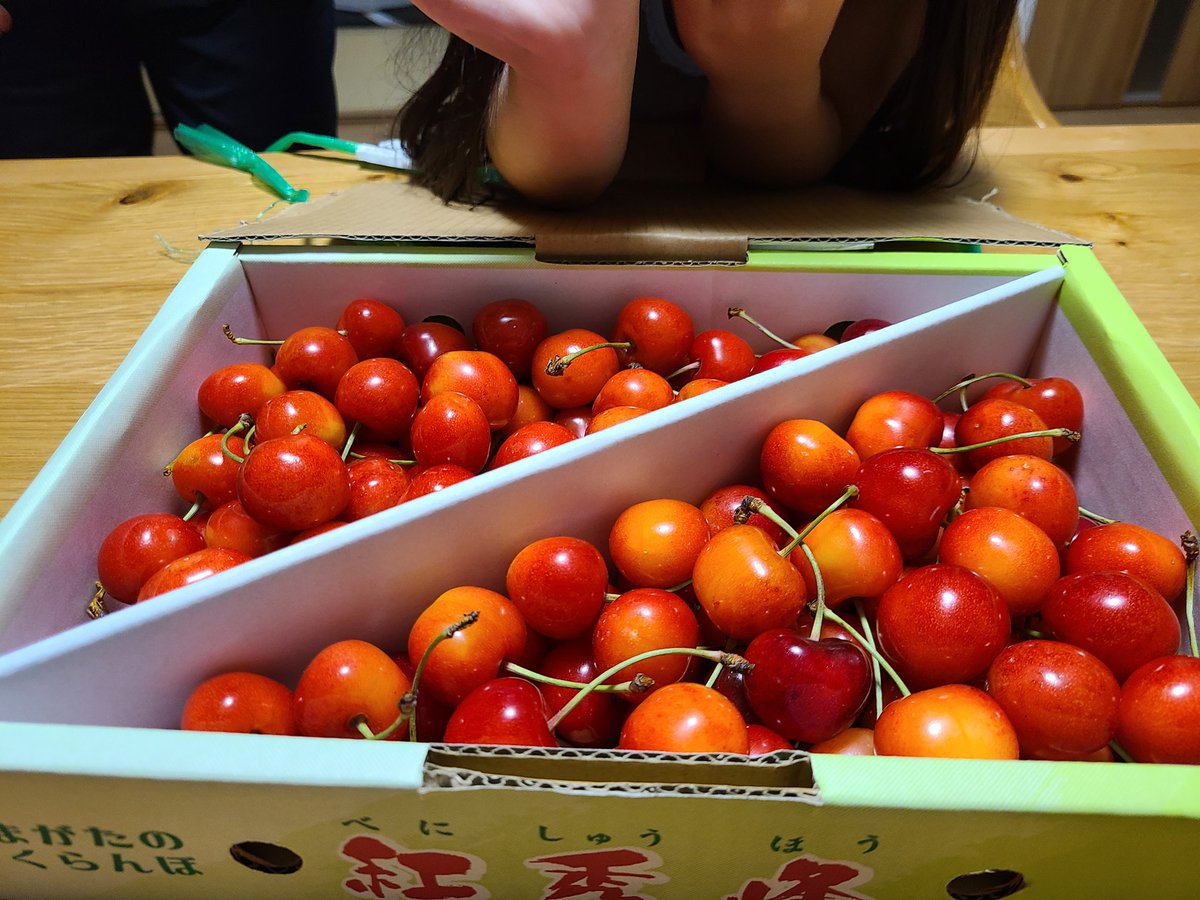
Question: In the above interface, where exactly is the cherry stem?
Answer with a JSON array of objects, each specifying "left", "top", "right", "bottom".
[
  {"left": 1109, "top": 740, "right": 1135, "bottom": 764},
  {"left": 502, "top": 661, "right": 642, "bottom": 693},
  {"left": 665, "top": 360, "right": 700, "bottom": 381},
  {"left": 86, "top": 583, "right": 108, "bottom": 620},
  {"left": 932, "top": 371, "right": 1031, "bottom": 405},
  {"left": 796, "top": 543, "right": 827, "bottom": 641},
  {"left": 930, "top": 427, "right": 1080, "bottom": 456},
  {"left": 219, "top": 414, "right": 252, "bottom": 464},
  {"left": 341, "top": 421, "right": 362, "bottom": 462},
  {"left": 703, "top": 638, "right": 739, "bottom": 689},
  {"left": 544, "top": 341, "right": 633, "bottom": 376},
  {"left": 1183, "top": 531, "right": 1198, "bottom": 658},
  {"left": 855, "top": 598, "right": 885, "bottom": 721},
  {"left": 181, "top": 497, "right": 204, "bottom": 522},
  {"left": 547, "top": 647, "right": 749, "bottom": 732},
  {"left": 821, "top": 607, "right": 911, "bottom": 697},
  {"left": 223, "top": 323, "right": 282, "bottom": 347},
  {"left": 349, "top": 451, "right": 417, "bottom": 467},
  {"left": 727, "top": 306, "right": 798, "bottom": 350},
  {"left": 735, "top": 487, "right": 859, "bottom": 558},
  {"left": 1078, "top": 507, "right": 1117, "bottom": 526}
]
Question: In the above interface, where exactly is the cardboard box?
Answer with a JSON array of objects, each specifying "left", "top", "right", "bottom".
[{"left": 0, "top": 182, "right": 1197, "bottom": 899}]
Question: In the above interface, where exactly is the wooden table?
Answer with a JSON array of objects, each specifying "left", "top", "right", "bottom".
[{"left": 2, "top": 124, "right": 1198, "bottom": 518}]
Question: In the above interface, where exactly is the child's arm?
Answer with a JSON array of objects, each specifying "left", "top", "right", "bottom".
[
  {"left": 673, "top": 0, "right": 925, "bottom": 187},
  {"left": 410, "top": 0, "right": 640, "bottom": 206}
]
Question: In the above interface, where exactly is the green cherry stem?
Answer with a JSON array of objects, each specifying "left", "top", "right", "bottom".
[
  {"left": 219, "top": 414, "right": 253, "bottom": 464},
  {"left": 1109, "top": 740, "right": 1136, "bottom": 764},
  {"left": 855, "top": 598, "right": 885, "bottom": 720},
  {"left": 1183, "top": 531, "right": 1198, "bottom": 658},
  {"left": 665, "top": 360, "right": 700, "bottom": 381},
  {"left": 727, "top": 306, "right": 799, "bottom": 350},
  {"left": 930, "top": 427, "right": 1080, "bottom": 456},
  {"left": 821, "top": 607, "right": 911, "bottom": 698},
  {"left": 341, "top": 421, "right": 362, "bottom": 462},
  {"left": 502, "top": 661, "right": 642, "bottom": 694},
  {"left": 736, "top": 487, "right": 859, "bottom": 558},
  {"left": 796, "top": 542, "right": 827, "bottom": 641},
  {"left": 181, "top": 497, "right": 204, "bottom": 522},
  {"left": 1078, "top": 507, "right": 1118, "bottom": 526},
  {"left": 547, "top": 647, "right": 750, "bottom": 732},
  {"left": 545, "top": 341, "right": 633, "bottom": 376},
  {"left": 932, "top": 371, "right": 1032, "bottom": 405}
]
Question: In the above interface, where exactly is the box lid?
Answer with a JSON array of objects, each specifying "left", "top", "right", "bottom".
[{"left": 203, "top": 178, "right": 1082, "bottom": 264}]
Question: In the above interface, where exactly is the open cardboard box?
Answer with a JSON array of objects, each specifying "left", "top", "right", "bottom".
[{"left": 0, "top": 181, "right": 1197, "bottom": 899}]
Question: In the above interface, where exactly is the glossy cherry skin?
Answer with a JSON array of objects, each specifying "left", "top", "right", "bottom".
[
  {"left": 422, "top": 349, "right": 519, "bottom": 431},
  {"left": 334, "top": 357, "right": 420, "bottom": 443},
  {"left": 197, "top": 362, "right": 286, "bottom": 428},
  {"left": 876, "top": 563, "right": 1010, "bottom": 689},
  {"left": 618, "top": 682, "right": 750, "bottom": 754},
  {"left": 1040, "top": 571, "right": 1181, "bottom": 682},
  {"left": 592, "top": 368, "right": 675, "bottom": 414},
  {"left": 611, "top": 296, "right": 694, "bottom": 376},
  {"left": 536, "top": 638, "right": 626, "bottom": 747},
  {"left": 700, "top": 483, "right": 788, "bottom": 547},
  {"left": 874, "top": 684, "right": 1019, "bottom": 760},
  {"left": 181, "top": 671, "right": 298, "bottom": 735},
  {"left": 839, "top": 318, "right": 892, "bottom": 342},
  {"left": 688, "top": 329, "right": 757, "bottom": 382},
  {"left": 760, "top": 419, "right": 861, "bottom": 518},
  {"left": 1116, "top": 655, "right": 1200, "bottom": 764},
  {"left": 236, "top": 432, "right": 351, "bottom": 531},
  {"left": 490, "top": 421, "right": 576, "bottom": 469},
  {"left": 982, "top": 375, "right": 1084, "bottom": 457},
  {"left": 497, "top": 384, "right": 555, "bottom": 440},
  {"left": 747, "top": 723, "right": 794, "bottom": 756},
  {"left": 986, "top": 639, "right": 1120, "bottom": 759},
  {"left": 791, "top": 508, "right": 903, "bottom": 610},
  {"left": 136, "top": 547, "right": 252, "bottom": 602},
  {"left": 965, "top": 454, "right": 1080, "bottom": 549},
  {"left": 344, "top": 457, "right": 410, "bottom": 521},
  {"left": 293, "top": 639, "right": 411, "bottom": 740},
  {"left": 673, "top": 377, "right": 727, "bottom": 402},
  {"left": 408, "top": 391, "right": 492, "bottom": 474},
  {"left": 591, "top": 588, "right": 701, "bottom": 697},
  {"left": 808, "top": 727, "right": 876, "bottom": 755},
  {"left": 442, "top": 677, "right": 557, "bottom": 747},
  {"left": 169, "top": 433, "right": 245, "bottom": 510},
  {"left": 954, "top": 398, "right": 1053, "bottom": 470},
  {"left": 844, "top": 390, "right": 943, "bottom": 461},
  {"left": 204, "top": 499, "right": 293, "bottom": 558},
  {"left": 336, "top": 297, "right": 406, "bottom": 361},
  {"left": 532, "top": 328, "right": 622, "bottom": 410},
  {"left": 402, "top": 463, "right": 474, "bottom": 501},
  {"left": 608, "top": 498, "right": 710, "bottom": 590},
  {"left": 850, "top": 447, "right": 963, "bottom": 562},
  {"left": 938, "top": 506, "right": 1060, "bottom": 617},
  {"left": 255, "top": 389, "right": 347, "bottom": 449},
  {"left": 471, "top": 298, "right": 549, "bottom": 381},
  {"left": 692, "top": 524, "right": 807, "bottom": 640},
  {"left": 271, "top": 326, "right": 359, "bottom": 399},
  {"left": 97, "top": 513, "right": 207, "bottom": 603},
  {"left": 396, "top": 321, "right": 472, "bottom": 380},
  {"left": 506, "top": 536, "right": 610, "bottom": 640},
  {"left": 585, "top": 405, "right": 650, "bottom": 434},
  {"left": 749, "top": 347, "right": 812, "bottom": 375},
  {"left": 1064, "top": 521, "right": 1187, "bottom": 604},
  {"left": 743, "top": 628, "right": 873, "bottom": 745}
]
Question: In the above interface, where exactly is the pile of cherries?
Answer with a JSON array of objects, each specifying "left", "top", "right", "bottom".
[
  {"left": 90, "top": 295, "right": 885, "bottom": 611},
  {"left": 176, "top": 348, "right": 1200, "bottom": 766}
]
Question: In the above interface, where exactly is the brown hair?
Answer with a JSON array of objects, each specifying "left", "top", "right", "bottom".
[{"left": 395, "top": 1, "right": 1019, "bottom": 204}]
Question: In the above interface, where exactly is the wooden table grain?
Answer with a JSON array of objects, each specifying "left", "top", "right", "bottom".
[{"left": 2, "top": 124, "right": 1198, "bottom": 519}]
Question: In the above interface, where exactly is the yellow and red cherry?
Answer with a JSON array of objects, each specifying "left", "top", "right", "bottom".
[
  {"left": 396, "top": 320, "right": 472, "bottom": 380},
  {"left": 1115, "top": 655, "right": 1200, "bottom": 764},
  {"left": 692, "top": 524, "right": 806, "bottom": 640},
  {"left": 204, "top": 499, "right": 293, "bottom": 558},
  {"left": 591, "top": 588, "right": 701, "bottom": 697},
  {"left": 255, "top": 389, "right": 347, "bottom": 449},
  {"left": 792, "top": 332, "right": 838, "bottom": 354},
  {"left": 169, "top": 432, "right": 244, "bottom": 509},
  {"left": 687, "top": 329, "right": 756, "bottom": 383},
  {"left": 472, "top": 297, "right": 549, "bottom": 381},
  {"left": 953, "top": 397, "right": 1054, "bottom": 471},
  {"left": 700, "top": 483, "right": 789, "bottom": 547},
  {"left": 759, "top": 418, "right": 861, "bottom": 518},
  {"left": 1041, "top": 571, "right": 1181, "bottom": 682},
  {"left": 874, "top": 683, "right": 1019, "bottom": 759},
  {"left": 742, "top": 626, "right": 873, "bottom": 744},
  {"left": 618, "top": 682, "right": 750, "bottom": 754},
  {"left": 270, "top": 325, "right": 359, "bottom": 399},
  {"left": 181, "top": 671, "right": 298, "bottom": 735},
  {"left": 607, "top": 498, "right": 710, "bottom": 589},
  {"left": 197, "top": 362, "right": 286, "bottom": 428},
  {"left": 422, "top": 349, "right": 518, "bottom": 431},
  {"left": 236, "top": 432, "right": 351, "bottom": 532},
  {"left": 808, "top": 726, "right": 876, "bottom": 755},
  {"left": 673, "top": 377, "right": 727, "bottom": 402},
  {"left": 844, "top": 389, "right": 943, "bottom": 461},
  {"left": 536, "top": 637, "right": 626, "bottom": 747},
  {"left": 136, "top": 546, "right": 252, "bottom": 602},
  {"left": 293, "top": 639, "right": 411, "bottom": 739},
  {"left": 344, "top": 457, "right": 410, "bottom": 521},
  {"left": 506, "top": 535, "right": 610, "bottom": 640},
  {"left": 986, "top": 639, "right": 1120, "bottom": 760},
  {"left": 791, "top": 508, "right": 902, "bottom": 610},
  {"left": 335, "top": 357, "right": 420, "bottom": 443},
  {"left": 982, "top": 374, "right": 1084, "bottom": 457},
  {"left": 336, "top": 297, "right": 406, "bottom": 361},
  {"left": 442, "top": 677, "right": 557, "bottom": 747},
  {"left": 876, "top": 563, "right": 1010, "bottom": 689},
  {"left": 409, "top": 390, "right": 492, "bottom": 473},
  {"left": 938, "top": 506, "right": 1060, "bottom": 618},
  {"left": 611, "top": 296, "right": 695, "bottom": 376},
  {"left": 532, "top": 328, "right": 621, "bottom": 409},
  {"left": 965, "top": 454, "right": 1080, "bottom": 550},
  {"left": 850, "top": 447, "right": 962, "bottom": 562},
  {"left": 402, "top": 462, "right": 474, "bottom": 501},
  {"left": 97, "top": 513, "right": 206, "bottom": 604},
  {"left": 489, "top": 421, "right": 576, "bottom": 469},
  {"left": 585, "top": 405, "right": 650, "bottom": 434},
  {"left": 591, "top": 368, "right": 675, "bottom": 415},
  {"left": 1065, "top": 521, "right": 1187, "bottom": 605},
  {"left": 497, "top": 383, "right": 555, "bottom": 440}
]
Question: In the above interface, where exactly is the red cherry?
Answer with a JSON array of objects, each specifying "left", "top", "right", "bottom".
[
  {"left": 699, "top": 483, "right": 788, "bottom": 547},
  {"left": 982, "top": 375, "right": 1084, "bottom": 457},
  {"left": 618, "top": 682, "right": 750, "bottom": 754},
  {"left": 954, "top": 398, "right": 1053, "bottom": 470},
  {"left": 746, "top": 723, "right": 794, "bottom": 756},
  {"left": 673, "top": 377, "right": 727, "bottom": 402},
  {"left": 850, "top": 447, "right": 962, "bottom": 562},
  {"left": 839, "top": 318, "right": 892, "bottom": 342},
  {"left": 97, "top": 513, "right": 207, "bottom": 603},
  {"left": 759, "top": 419, "right": 860, "bottom": 518},
  {"left": 490, "top": 421, "right": 576, "bottom": 469},
  {"left": 552, "top": 406, "right": 592, "bottom": 439},
  {"left": 409, "top": 391, "right": 493, "bottom": 474},
  {"left": 585, "top": 405, "right": 650, "bottom": 434},
  {"left": 271, "top": 326, "right": 359, "bottom": 398},
  {"left": 181, "top": 672, "right": 298, "bottom": 735},
  {"left": 1116, "top": 655, "right": 1200, "bottom": 764},
  {"left": 336, "top": 298, "right": 406, "bottom": 361},
  {"left": 136, "top": 547, "right": 252, "bottom": 602},
  {"left": 402, "top": 463, "right": 474, "bottom": 500},
  {"left": 1064, "top": 521, "right": 1187, "bottom": 605},
  {"left": 591, "top": 588, "right": 701, "bottom": 697},
  {"left": 591, "top": 368, "right": 675, "bottom": 415},
  {"left": 844, "top": 390, "right": 943, "bottom": 461},
  {"left": 808, "top": 727, "right": 876, "bottom": 755},
  {"left": 471, "top": 298, "right": 549, "bottom": 381},
  {"left": 204, "top": 499, "right": 293, "bottom": 558},
  {"left": 344, "top": 457, "right": 410, "bottom": 521},
  {"left": 506, "top": 536, "right": 610, "bottom": 640},
  {"left": 396, "top": 321, "right": 472, "bottom": 380},
  {"left": 536, "top": 638, "right": 626, "bottom": 747},
  {"left": 749, "top": 347, "right": 813, "bottom": 375},
  {"left": 255, "top": 389, "right": 347, "bottom": 449},
  {"left": 293, "top": 639, "right": 411, "bottom": 739},
  {"left": 169, "top": 433, "right": 244, "bottom": 509},
  {"left": 422, "top": 349, "right": 519, "bottom": 431},
  {"left": 497, "top": 383, "right": 555, "bottom": 440},
  {"left": 236, "top": 432, "right": 351, "bottom": 531},
  {"left": 610, "top": 296, "right": 694, "bottom": 376},
  {"left": 1040, "top": 571, "right": 1181, "bottom": 682},
  {"left": 442, "top": 677, "right": 557, "bottom": 747},
  {"left": 532, "top": 329, "right": 621, "bottom": 410},
  {"left": 687, "top": 329, "right": 756, "bottom": 382},
  {"left": 335, "top": 357, "right": 420, "bottom": 443},
  {"left": 986, "top": 639, "right": 1120, "bottom": 759},
  {"left": 874, "top": 684, "right": 1019, "bottom": 759},
  {"left": 197, "top": 362, "right": 286, "bottom": 428}
]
